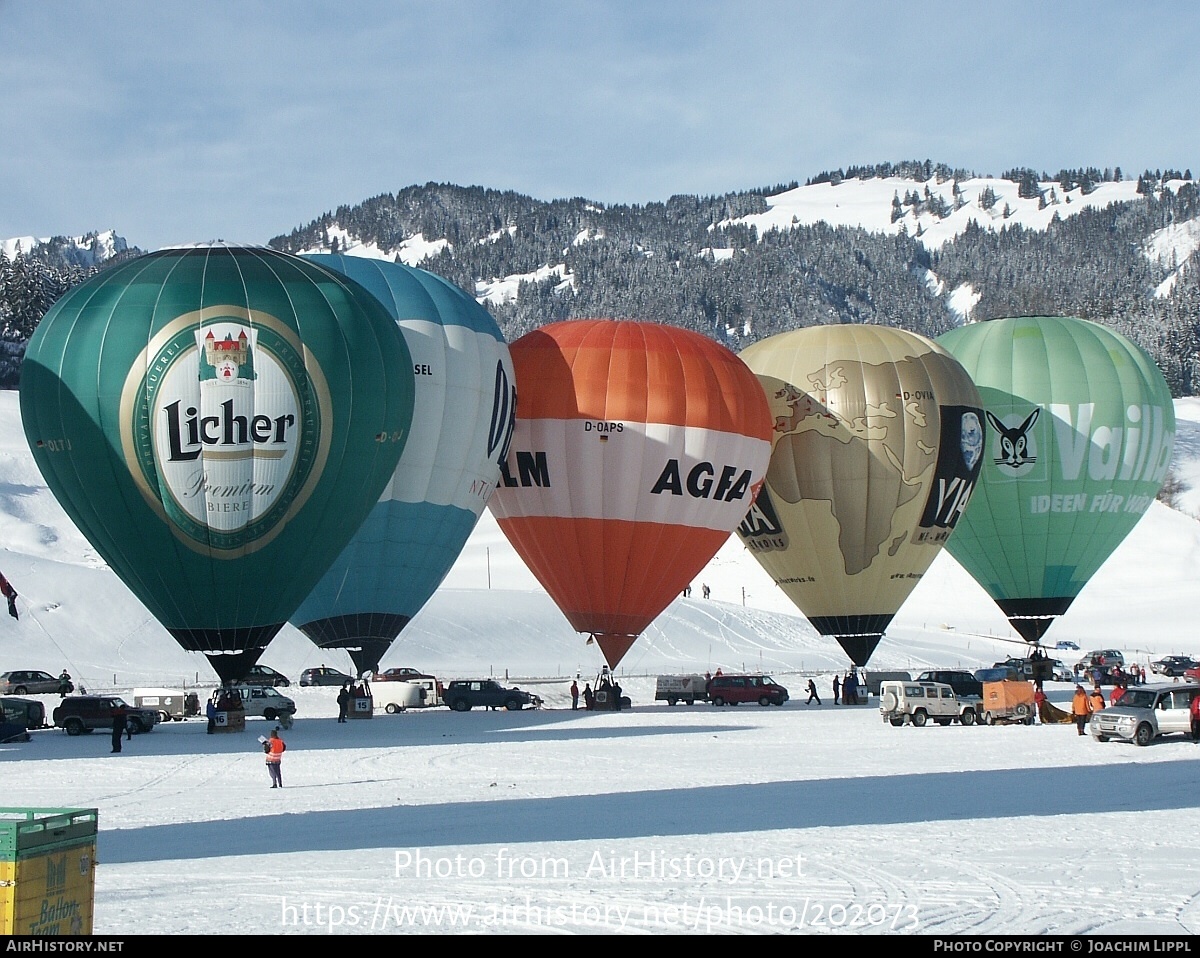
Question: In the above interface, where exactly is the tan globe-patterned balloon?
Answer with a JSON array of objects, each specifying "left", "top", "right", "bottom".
[{"left": 736, "top": 325, "right": 984, "bottom": 666}]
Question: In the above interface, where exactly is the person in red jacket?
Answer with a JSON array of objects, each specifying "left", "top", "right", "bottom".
[
  {"left": 1190, "top": 692, "right": 1200, "bottom": 742},
  {"left": 264, "top": 728, "right": 286, "bottom": 788},
  {"left": 0, "top": 572, "right": 18, "bottom": 619}
]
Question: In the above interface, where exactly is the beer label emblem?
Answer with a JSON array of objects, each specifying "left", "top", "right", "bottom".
[{"left": 121, "top": 308, "right": 329, "bottom": 553}]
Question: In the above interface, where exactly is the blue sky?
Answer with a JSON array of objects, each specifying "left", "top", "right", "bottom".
[{"left": 3, "top": 0, "right": 1198, "bottom": 252}]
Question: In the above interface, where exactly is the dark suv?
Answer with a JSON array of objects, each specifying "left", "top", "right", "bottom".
[
  {"left": 443, "top": 680, "right": 541, "bottom": 712},
  {"left": 1150, "top": 656, "right": 1200, "bottom": 678},
  {"left": 914, "top": 670, "right": 983, "bottom": 699},
  {"left": 300, "top": 666, "right": 354, "bottom": 687},
  {"left": 53, "top": 696, "right": 160, "bottom": 736},
  {"left": 240, "top": 665, "right": 291, "bottom": 687},
  {"left": 707, "top": 674, "right": 789, "bottom": 707}
]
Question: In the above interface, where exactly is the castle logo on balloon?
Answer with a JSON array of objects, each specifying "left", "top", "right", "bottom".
[{"left": 121, "top": 310, "right": 325, "bottom": 552}]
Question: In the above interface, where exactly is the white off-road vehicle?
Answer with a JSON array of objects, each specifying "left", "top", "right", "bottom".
[{"left": 879, "top": 680, "right": 978, "bottom": 727}]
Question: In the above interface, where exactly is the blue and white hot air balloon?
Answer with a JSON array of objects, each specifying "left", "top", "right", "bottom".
[{"left": 290, "top": 255, "right": 515, "bottom": 676}]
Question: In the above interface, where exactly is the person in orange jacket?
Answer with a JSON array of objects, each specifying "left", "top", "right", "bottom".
[
  {"left": 264, "top": 728, "right": 286, "bottom": 788},
  {"left": 1071, "top": 685, "right": 1092, "bottom": 736},
  {"left": 1090, "top": 686, "right": 1106, "bottom": 714}
]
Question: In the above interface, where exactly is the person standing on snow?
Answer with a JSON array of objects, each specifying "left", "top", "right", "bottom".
[
  {"left": 832, "top": 674, "right": 841, "bottom": 705},
  {"left": 570, "top": 680, "right": 579, "bottom": 710},
  {"left": 0, "top": 572, "right": 18, "bottom": 619},
  {"left": 1071, "top": 685, "right": 1092, "bottom": 736},
  {"left": 264, "top": 728, "right": 286, "bottom": 788},
  {"left": 806, "top": 679, "right": 821, "bottom": 705},
  {"left": 111, "top": 702, "right": 128, "bottom": 753}
]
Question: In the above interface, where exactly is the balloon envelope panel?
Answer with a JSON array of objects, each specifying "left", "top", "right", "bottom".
[
  {"left": 937, "top": 316, "right": 1175, "bottom": 641},
  {"left": 290, "top": 255, "right": 516, "bottom": 674},
  {"left": 736, "top": 324, "right": 984, "bottom": 665},
  {"left": 488, "top": 319, "right": 772, "bottom": 667},
  {"left": 19, "top": 245, "right": 413, "bottom": 681}
]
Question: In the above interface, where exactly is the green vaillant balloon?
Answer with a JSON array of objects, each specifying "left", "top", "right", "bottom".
[
  {"left": 19, "top": 245, "right": 415, "bottom": 683},
  {"left": 938, "top": 316, "right": 1175, "bottom": 643}
]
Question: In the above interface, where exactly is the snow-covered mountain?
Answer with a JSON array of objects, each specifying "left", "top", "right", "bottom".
[
  {"left": 1, "top": 228, "right": 129, "bottom": 266},
  {"left": 281, "top": 173, "right": 1200, "bottom": 319},
  {"left": 722, "top": 175, "right": 1146, "bottom": 249}
]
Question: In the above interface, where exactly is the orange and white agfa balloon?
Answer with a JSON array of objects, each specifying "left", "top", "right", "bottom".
[{"left": 488, "top": 320, "right": 773, "bottom": 668}]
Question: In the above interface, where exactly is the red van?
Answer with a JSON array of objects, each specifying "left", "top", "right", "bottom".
[{"left": 707, "top": 674, "right": 789, "bottom": 707}]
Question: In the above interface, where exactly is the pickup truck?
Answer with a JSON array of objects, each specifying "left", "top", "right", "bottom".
[{"left": 443, "top": 679, "right": 541, "bottom": 712}]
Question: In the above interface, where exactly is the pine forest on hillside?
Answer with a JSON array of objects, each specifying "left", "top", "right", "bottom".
[{"left": 3, "top": 163, "right": 1199, "bottom": 395}]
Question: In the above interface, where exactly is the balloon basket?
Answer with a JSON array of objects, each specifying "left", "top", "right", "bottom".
[
  {"left": 347, "top": 696, "right": 374, "bottom": 720},
  {"left": 212, "top": 709, "right": 245, "bottom": 733}
]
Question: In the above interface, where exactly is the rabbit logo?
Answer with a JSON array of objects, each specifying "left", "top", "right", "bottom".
[{"left": 985, "top": 408, "right": 1041, "bottom": 476}]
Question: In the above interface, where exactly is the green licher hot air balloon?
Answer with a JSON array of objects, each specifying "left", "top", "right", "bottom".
[
  {"left": 736, "top": 324, "right": 985, "bottom": 667},
  {"left": 938, "top": 316, "right": 1175, "bottom": 643},
  {"left": 19, "top": 245, "right": 414, "bottom": 683}
]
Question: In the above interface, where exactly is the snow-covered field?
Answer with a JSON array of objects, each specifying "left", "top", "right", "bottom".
[{"left": 1, "top": 392, "right": 1199, "bottom": 936}]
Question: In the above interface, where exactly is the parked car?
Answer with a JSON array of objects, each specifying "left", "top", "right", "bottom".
[
  {"left": 299, "top": 667, "right": 354, "bottom": 687},
  {"left": 1055, "top": 640, "right": 1080, "bottom": 651},
  {"left": 1150, "top": 656, "right": 1200, "bottom": 677},
  {"left": 372, "top": 667, "right": 435, "bottom": 683},
  {"left": 707, "top": 674, "right": 789, "bottom": 707},
  {"left": 1049, "top": 659, "right": 1075, "bottom": 682},
  {"left": 1076, "top": 650, "right": 1125, "bottom": 671},
  {"left": 443, "top": 679, "right": 541, "bottom": 712},
  {"left": 0, "top": 669, "right": 61, "bottom": 695},
  {"left": 878, "top": 680, "right": 977, "bottom": 727},
  {"left": 1090, "top": 682, "right": 1200, "bottom": 746},
  {"left": 990, "top": 653, "right": 1061, "bottom": 684},
  {"left": 52, "top": 696, "right": 160, "bottom": 736},
  {"left": 915, "top": 669, "right": 982, "bottom": 700},
  {"left": 1, "top": 696, "right": 47, "bottom": 730},
  {"left": 239, "top": 665, "right": 291, "bottom": 687}
]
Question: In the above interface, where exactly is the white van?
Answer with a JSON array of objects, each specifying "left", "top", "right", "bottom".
[{"left": 227, "top": 685, "right": 297, "bottom": 722}]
